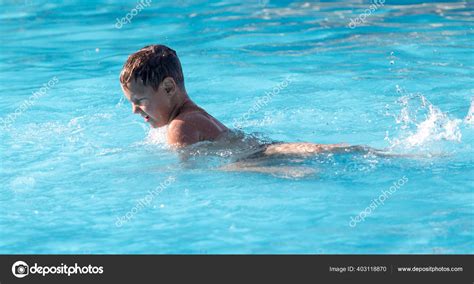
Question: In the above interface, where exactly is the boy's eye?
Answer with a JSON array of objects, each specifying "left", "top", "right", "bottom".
[{"left": 135, "top": 98, "right": 148, "bottom": 105}]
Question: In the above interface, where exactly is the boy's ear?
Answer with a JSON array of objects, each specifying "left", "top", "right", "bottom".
[{"left": 162, "top": 77, "right": 176, "bottom": 96}]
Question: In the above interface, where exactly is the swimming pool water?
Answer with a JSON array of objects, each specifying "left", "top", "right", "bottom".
[{"left": 0, "top": 0, "right": 473, "bottom": 254}]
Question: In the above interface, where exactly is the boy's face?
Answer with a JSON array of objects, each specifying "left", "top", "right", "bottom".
[{"left": 121, "top": 79, "right": 173, "bottom": 128}]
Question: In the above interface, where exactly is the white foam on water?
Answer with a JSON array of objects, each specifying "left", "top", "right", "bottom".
[
  {"left": 403, "top": 104, "right": 462, "bottom": 147},
  {"left": 386, "top": 88, "right": 463, "bottom": 151},
  {"left": 143, "top": 126, "right": 170, "bottom": 148},
  {"left": 10, "top": 176, "right": 36, "bottom": 193}
]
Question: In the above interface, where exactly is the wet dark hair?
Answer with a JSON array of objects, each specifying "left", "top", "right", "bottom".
[{"left": 120, "top": 44, "right": 185, "bottom": 90}]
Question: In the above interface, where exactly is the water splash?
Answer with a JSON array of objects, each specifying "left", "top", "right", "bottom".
[
  {"left": 385, "top": 87, "right": 462, "bottom": 151},
  {"left": 464, "top": 98, "right": 474, "bottom": 126},
  {"left": 143, "top": 126, "right": 170, "bottom": 148}
]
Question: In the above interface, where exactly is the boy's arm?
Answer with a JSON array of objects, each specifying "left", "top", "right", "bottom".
[{"left": 262, "top": 143, "right": 382, "bottom": 157}]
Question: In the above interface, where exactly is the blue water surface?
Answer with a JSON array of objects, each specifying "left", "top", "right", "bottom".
[{"left": 0, "top": 0, "right": 473, "bottom": 254}]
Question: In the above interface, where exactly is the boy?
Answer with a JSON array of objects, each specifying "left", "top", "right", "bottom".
[{"left": 120, "top": 44, "right": 361, "bottom": 158}]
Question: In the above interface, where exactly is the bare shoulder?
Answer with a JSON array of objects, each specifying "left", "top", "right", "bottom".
[
  {"left": 167, "top": 118, "right": 200, "bottom": 147},
  {"left": 167, "top": 111, "right": 227, "bottom": 147}
]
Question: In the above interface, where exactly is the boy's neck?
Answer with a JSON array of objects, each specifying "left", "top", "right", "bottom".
[{"left": 167, "top": 96, "right": 197, "bottom": 124}]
